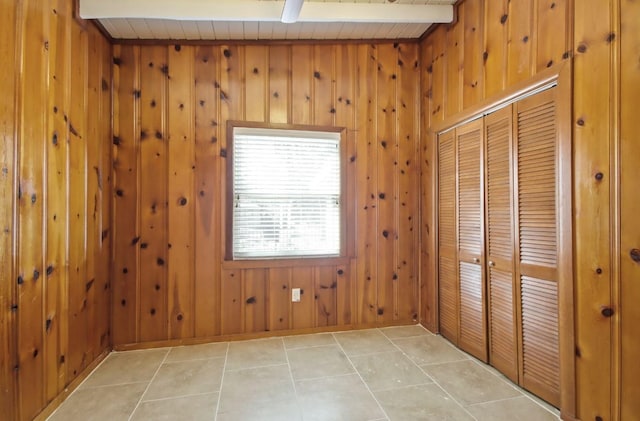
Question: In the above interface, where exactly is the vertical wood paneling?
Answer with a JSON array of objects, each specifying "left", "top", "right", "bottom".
[
  {"left": 355, "top": 43, "right": 378, "bottom": 324},
  {"left": 218, "top": 44, "right": 243, "bottom": 262},
  {"left": 506, "top": 0, "right": 534, "bottom": 86},
  {"left": 67, "top": 24, "right": 88, "bottom": 381},
  {"left": 573, "top": 1, "right": 613, "bottom": 418},
  {"left": 16, "top": 0, "right": 47, "bottom": 416},
  {"left": 168, "top": 45, "right": 195, "bottom": 340},
  {"left": 314, "top": 266, "right": 337, "bottom": 327},
  {"left": 291, "top": 267, "right": 314, "bottom": 329},
  {"left": 244, "top": 45, "right": 267, "bottom": 122},
  {"left": 335, "top": 44, "right": 356, "bottom": 326},
  {"left": 44, "top": 0, "right": 69, "bottom": 402},
  {"left": 112, "top": 42, "right": 421, "bottom": 347},
  {"left": 620, "top": 1, "right": 640, "bottom": 419},
  {"left": 375, "top": 43, "right": 398, "bottom": 323},
  {"left": 85, "top": 32, "right": 99, "bottom": 366},
  {"left": 291, "top": 45, "right": 312, "bottom": 125},
  {"left": 536, "top": 0, "right": 568, "bottom": 72},
  {"left": 244, "top": 269, "right": 267, "bottom": 333},
  {"left": 483, "top": 0, "right": 508, "bottom": 97},
  {"left": 269, "top": 45, "right": 289, "bottom": 124},
  {"left": 419, "top": 40, "right": 435, "bottom": 328},
  {"left": 312, "top": 45, "right": 335, "bottom": 127},
  {"left": 1, "top": 1, "right": 111, "bottom": 418},
  {"left": 268, "top": 268, "right": 291, "bottom": 331},
  {"left": 193, "top": 45, "right": 220, "bottom": 337},
  {"left": 397, "top": 43, "right": 419, "bottom": 321},
  {"left": 97, "top": 34, "right": 112, "bottom": 357},
  {"left": 112, "top": 45, "right": 140, "bottom": 345},
  {"left": 462, "top": 0, "right": 483, "bottom": 109},
  {"left": 138, "top": 46, "right": 168, "bottom": 342},
  {"left": 445, "top": 12, "right": 464, "bottom": 117},
  {"left": 0, "top": 0, "right": 17, "bottom": 417},
  {"left": 221, "top": 269, "right": 242, "bottom": 335},
  {"left": 430, "top": 28, "right": 446, "bottom": 123}
]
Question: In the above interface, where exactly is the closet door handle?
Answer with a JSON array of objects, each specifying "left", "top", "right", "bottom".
[
  {"left": 472, "top": 257, "right": 480, "bottom": 264},
  {"left": 488, "top": 261, "right": 495, "bottom": 267}
]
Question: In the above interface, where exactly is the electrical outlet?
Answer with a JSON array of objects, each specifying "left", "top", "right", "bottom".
[{"left": 291, "top": 288, "right": 301, "bottom": 302}]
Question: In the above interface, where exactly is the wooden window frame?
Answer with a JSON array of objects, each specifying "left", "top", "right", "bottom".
[{"left": 224, "top": 120, "right": 350, "bottom": 266}]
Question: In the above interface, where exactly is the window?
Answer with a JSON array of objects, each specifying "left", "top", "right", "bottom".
[{"left": 229, "top": 124, "right": 344, "bottom": 259}]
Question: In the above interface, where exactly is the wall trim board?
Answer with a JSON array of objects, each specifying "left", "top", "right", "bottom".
[
  {"left": 113, "top": 320, "right": 419, "bottom": 351},
  {"left": 32, "top": 349, "right": 110, "bottom": 421}
]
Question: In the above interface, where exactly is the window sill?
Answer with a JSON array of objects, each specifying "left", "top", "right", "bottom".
[{"left": 222, "top": 256, "right": 350, "bottom": 270}]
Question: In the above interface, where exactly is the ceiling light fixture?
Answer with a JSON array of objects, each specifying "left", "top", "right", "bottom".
[{"left": 281, "top": 0, "right": 304, "bottom": 23}]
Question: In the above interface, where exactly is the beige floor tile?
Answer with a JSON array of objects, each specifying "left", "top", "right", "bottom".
[
  {"left": 467, "top": 396, "right": 560, "bottom": 420},
  {"left": 216, "top": 399, "right": 302, "bottom": 421},
  {"left": 143, "top": 357, "right": 224, "bottom": 400},
  {"left": 392, "top": 334, "right": 468, "bottom": 366},
  {"left": 81, "top": 349, "right": 168, "bottom": 388},
  {"left": 296, "top": 374, "right": 386, "bottom": 421},
  {"left": 332, "top": 329, "right": 396, "bottom": 356},
  {"left": 287, "top": 344, "right": 354, "bottom": 380},
  {"left": 283, "top": 333, "right": 337, "bottom": 349},
  {"left": 131, "top": 392, "right": 217, "bottom": 420},
  {"left": 350, "top": 351, "right": 432, "bottom": 391},
  {"left": 218, "top": 364, "right": 295, "bottom": 412},
  {"left": 379, "top": 325, "right": 432, "bottom": 339},
  {"left": 48, "top": 382, "right": 147, "bottom": 421},
  {"left": 374, "top": 383, "right": 475, "bottom": 421},
  {"left": 423, "top": 360, "right": 522, "bottom": 406},
  {"left": 225, "top": 338, "right": 286, "bottom": 370},
  {"left": 165, "top": 342, "right": 228, "bottom": 362}
]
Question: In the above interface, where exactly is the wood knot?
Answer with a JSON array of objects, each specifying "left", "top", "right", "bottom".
[
  {"left": 122, "top": 267, "right": 128, "bottom": 274},
  {"left": 500, "top": 14, "right": 508, "bottom": 24},
  {"left": 382, "top": 230, "right": 389, "bottom": 238},
  {"left": 630, "top": 249, "right": 640, "bottom": 263},
  {"left": 223, "top": 49, "right": 232, "bottom": 58},
  {"left": 337, "top": 269, "right": 344, "bottom": 275},
  {"left": 150, "top": 308, "right": 156, "bottom": 315},
  {"left": 596, "top": 267, "right": 603, "bottom": 274},
  {"left": 179, "top": 197, "right": 188, "bottom": 206},
  {"left": 577, "top": 44, "right": 587, "bottom": 53},
  {"left": 246, "top": 296, "right": 257, "bottom": 304},
  {"left": 379, "top": 193, "right": 386, "bottom": 199},
  {"left": 601, "top": 307, "right": 614, "bottom": 318},
  {"left": 595, "top": 172, "right": 604, "bottom": 181},
  {"left": 177, "top": 314, "right": 183, "bottom": 321},
  {"left": 157, "top": 258, "right": 165, "bottom": 266},
  {"left": 174, "top": 44, "right": 181, "bottom": 51}
]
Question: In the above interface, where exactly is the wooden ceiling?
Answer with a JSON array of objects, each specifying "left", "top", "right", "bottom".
[{"left": 79, "top": 0, "right": 456, "bottom": 41}]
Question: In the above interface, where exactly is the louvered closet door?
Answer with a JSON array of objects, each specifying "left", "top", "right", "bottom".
[
  {"left": 456, "top": 119, "right": 487, "bottom": 362},
  {"left": 514, "top": 88, "right": 561, "bottom": 407},
  {"left": 438, "top": 129, "right": 458, "bottom": 344},
  {"left": 484, "top": 106, "right": 518, "bottom": 382}
]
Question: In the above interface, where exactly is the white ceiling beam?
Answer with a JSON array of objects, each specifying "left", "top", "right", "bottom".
[{"left": 79, "top": 0, "right": 453, "bottom": 24}]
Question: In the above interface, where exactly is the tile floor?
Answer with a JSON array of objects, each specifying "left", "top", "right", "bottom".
[{"left": 48, "top": 325, "right": 561, "bottom": 421}]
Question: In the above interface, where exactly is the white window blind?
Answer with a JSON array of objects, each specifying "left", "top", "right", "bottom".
[{"left": 232, "top": 127, "right": 341, "bottom": 259}]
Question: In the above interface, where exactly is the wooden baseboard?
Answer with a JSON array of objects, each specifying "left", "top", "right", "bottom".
[
  {"left": 33, "top": 349, "right": 111, "bottom": 421},
  {"left": 114, "top": 320, "right": 419, "bottom": 351},
  {"left": 419, "top": 321, "right": 437, "bottom": 334}
]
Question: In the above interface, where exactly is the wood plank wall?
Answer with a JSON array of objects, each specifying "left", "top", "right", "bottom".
[
  {"left": 573, "top": 0, "right": 639, "bottom": 420},
  {"left": 0, "top": 0, "right": 113, "bottom": 420},
  {"left": 111, "top": 42, "right": 420, "bottom": 347},
  {"left": 421, "top": 0, "right": 640, "bottom": 419}
]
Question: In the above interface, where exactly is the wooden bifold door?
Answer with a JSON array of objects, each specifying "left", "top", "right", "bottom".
[{"left": 437, "top": 86, "right": 566, "bottom": 407}]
